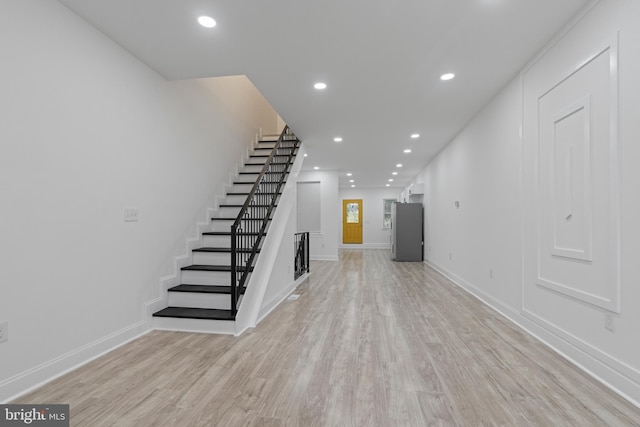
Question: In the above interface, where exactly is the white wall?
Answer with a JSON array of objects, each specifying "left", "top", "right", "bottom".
[
  {"left": 419, "top": 76, "right": 523, "bottom": 310},
  {"left": 415, "top": 0, "right": 640, "bottom": 405},
  {"left": 297, "top": 171, "right": 339, "bottom": 261},
  {"left": 338, "top": 187, "right": 401, "bottom": 249},
  {"left": 0, "top": 0, "right": 278, "bottom": 402}
]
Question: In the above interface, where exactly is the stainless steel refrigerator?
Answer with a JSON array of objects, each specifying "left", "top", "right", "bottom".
[{"left": 391, "top": 202, "right": 423, "bottom": 261}]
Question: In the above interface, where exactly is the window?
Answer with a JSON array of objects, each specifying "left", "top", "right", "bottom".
[{"left": 383, "top": 199, "right": 395, "bottom": 228}]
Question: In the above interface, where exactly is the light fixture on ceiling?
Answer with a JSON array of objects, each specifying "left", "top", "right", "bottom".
[
  {"left": 396, "top": 164, "right": 403, "bottom": 168},
  {"left": 349, "top": 179, "right": 354, "bottom": 183},
  {"left": 440, "top": 73, "right": 455, "bottom": 81},
  {"left": 314, "top": 82, "right": 327, "bottom": 90},
  {"left": 334, "top": 137, "right": 343, "bottom": 142},
  {"left": 313, "top": 166, "right": 320, "bottom": 170},
  {"left": 386, "top": 184, "right": 390, "bottom": 187},
  {"left": 346, "top": 172, "right": 352, "bottom": 176},
  {"left": 388, "top": 179, "right": 394, "bottom": 182},
  {"left": 404, "top": 149, "right": 412, "bottom": 153},
  {"left": 392, "top": 172, "right": 398, "bottom": 176},
  {"left": 411, "top": 133, "right": 420, "bottom": 139},
  {"left": 198, "top": 16, "right": 217, "bottom": 28},
  {"left": 304, "top": 153, "right": 308, "bottom": 157},
  {"left": 351, "top": 185, "right": 355, "bottom": 188}
]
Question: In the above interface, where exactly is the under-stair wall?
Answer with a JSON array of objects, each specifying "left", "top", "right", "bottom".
[{"left": 236, "top": 144, "right": 307, "bottom": 333}]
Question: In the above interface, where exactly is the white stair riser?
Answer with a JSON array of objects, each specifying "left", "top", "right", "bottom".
[
  {"left": 224, "top": 194, "right": 249, "bottom": 205},
  {"left": 203, "top": 235, "right": 231, "bottom": 247},
  {"left": 219, "top": 206, "right": 242, "bottom": 217},
  {"left": 232, "top": 183, "right": 255, "bottom": 192},
  {"left": 241, "top": 164, "right": 265, "bottom": 173},
  {"left": 201, "top": 235, "right": 262, "bottom": 249},
  {"left": 211, "top": 220, "right": 271, "bottom": 232},
  {"left": 181, "top": 270, "right": 230, "bottom": 285},
  {"left": 168, "top": 291, "right": 230, "bottom": 309},
  {"left": 211, "top": 220, "right": 234, "bottom": 231},
  {"left": 154, "top": 317, "right": 236, "bottom": 335},
  {"left": 260, "top": 135, "right": 279, "bottom": 141},
  {"left": 193, "top": 252, "right": 231, "bottom": 265},
  {"left": 235, "top": 175, "right": 259, "bottom": 183}
]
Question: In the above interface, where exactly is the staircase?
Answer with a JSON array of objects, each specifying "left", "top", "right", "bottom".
[{"left": 153, "top": 127, "right": 300, "bottom": 333}]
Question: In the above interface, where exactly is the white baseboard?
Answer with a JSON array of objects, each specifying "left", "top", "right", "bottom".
[
  {"left": 310, "top": 255, "right": 339, "bottom": 261},
  {"left": 0, "top": 321, "right": 151, "bottom": 404},
  {"left": 425, "top": 259, "right": 640, "bottom": 409},
  {"left": 256, "top": 273, "right": 310, "bottom": 325},
  {"left": 339, "top": 243, "right": 391, "bottom": 250}
]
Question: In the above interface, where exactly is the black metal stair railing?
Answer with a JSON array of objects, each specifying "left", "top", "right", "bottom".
[
  {"left": 230, "top": 126, "right": 300, "bottom": 316},
  {"left": 294, "top": 232, "right": 310, "bottom": 280}
]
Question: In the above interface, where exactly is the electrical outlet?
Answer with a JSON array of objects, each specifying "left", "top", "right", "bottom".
[
  {"left": 0, "top": 321, "right": 8, "bottom": 343},
  {"left": 124, "top": 208, "right": 139, "bottom": 222},
  {"left": 605, "top": 313, "right": 615, "bottom": 332}
]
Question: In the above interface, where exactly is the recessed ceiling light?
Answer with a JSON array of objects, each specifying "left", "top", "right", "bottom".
[
  {"left": 304, "top": 153, "right": 308, "bottom": 157},
  {"left": 386, "top": 184, "right": 390, "bottom": 187},
  {"left": 314, "top": 82, "right": 327, "bottom": 90},
  {"left": 389, "top": 179, "right": 394, "bottom": 182},
  {"left": 198, "top": 16, "right": 217, "bottom": 28},
  {"left": 440, "top": 73, "right": 455, "bottom": 81},
  {"left": 346, "top": 173, "right": 352, "bottom": 177},
  {"left": 392, "top": 172, "right": 398, "bottom": 176},
  {"left": 404, "top": 149, "right": 412, "bottom": 153},
  {"left": 313, "top": 166, "right": 319, "bottom": 170},
  {"left": 396, "top": 164, "right": 403, "bottom": 168},
  {"left": 349, "top": 179, "right": 354, "bottom": 183},
  {"left": 334, "top": 137, "right": 343, "bottom": 142},
  {"left": 351, "top": 184, "right": 355, "bottom": 188},
  {"left": 411, "top": 134, "right": 420, "bottom": 139}
]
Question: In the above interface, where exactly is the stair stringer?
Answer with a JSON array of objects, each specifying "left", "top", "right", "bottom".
[
  {"left": 234, "top": 144, "right": 307, "bottom": 334},
  {"left": 146, "top": 135, "right": 258, "bottom": 320}
]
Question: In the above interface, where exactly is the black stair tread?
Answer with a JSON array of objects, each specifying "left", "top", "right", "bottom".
[
  {"left": 233, "top": 181, "right": 281, "bottom": 185},
  {"left": 181, "top": 264, "right": 254, "bottom": 272},
  {"left": 244, "top": 162, "right": 294, "bottom": 166},
  {"left": 226, "top": 192, "right": 281, "bottom": 195},
  {"left": 193, "top": 247, "right": 260, "bottom": 253},
  {"left": 254, "top": 146, "right": 298, "bottom": 150},
  {"left": 211, "top": 217, "right": 272, "bottom": 221},
  {"left": 233, "top": 179, "right": 287, "bottom": 183},
  {"left": 203, "top": 231, "right": 261, "bottom": 236},
  {"left": 219, "top": 204, "right": 276, "bottom": 208},
  {"left": 168, "top": 284, "right": 244, "bottom": 294},
  {"left": 153, "top": 307, "right": 234, "bottom": 321},
  {"left": 238, "top": 171, "right": 289, "bottom": 175}
]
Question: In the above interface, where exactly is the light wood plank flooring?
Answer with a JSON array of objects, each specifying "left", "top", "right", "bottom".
[{"left": 14, "top": 249, "right": 640, "bottom": 426}]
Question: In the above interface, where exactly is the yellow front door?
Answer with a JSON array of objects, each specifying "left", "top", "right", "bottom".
[{"left": 342, "top": 199, "right": 363, "bottom": 244}]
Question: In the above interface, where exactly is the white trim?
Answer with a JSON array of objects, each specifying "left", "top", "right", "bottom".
[
  {"left": 425, "top": 258, "right": 640, "bottom": 409},
  {"left": 521, "top": 0, "right": 602, "bottom": 75},
  {"left": 0, "top": 321, "right": 151, "bottom": 404},
  {"left": 339, "top": 243, "right": 391, "bottom": 250},
  {"left": 256, "top": 273, "right": 310, "bottom": 325},
  {"left": 310, "top": 255, "right": 339, "bottom": 261}
]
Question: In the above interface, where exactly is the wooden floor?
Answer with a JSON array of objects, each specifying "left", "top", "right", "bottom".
[{"left": 14, "top": 249, "right": 640, "bottom": 426}]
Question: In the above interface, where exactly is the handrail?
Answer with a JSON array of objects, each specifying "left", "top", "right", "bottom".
[{"left": 230, "top": 126, "right": 300, "bottom": 315}]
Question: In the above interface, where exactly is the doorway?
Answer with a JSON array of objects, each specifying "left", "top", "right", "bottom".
[{"left": 342, "top": 199, "right": 363, "bottom": 244}]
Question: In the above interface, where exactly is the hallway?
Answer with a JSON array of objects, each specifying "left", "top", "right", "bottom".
[{"left": 15, "top": 249, "right": 640, "bottom": 426}]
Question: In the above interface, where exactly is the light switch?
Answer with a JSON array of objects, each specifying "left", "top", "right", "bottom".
[{"left": 124, "top": 208, "right": 139, "bottom": 222}]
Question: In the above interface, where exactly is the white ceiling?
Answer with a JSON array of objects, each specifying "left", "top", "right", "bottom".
[{"left": 57, "top": 0, "right": 590, "bottom": 189}]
